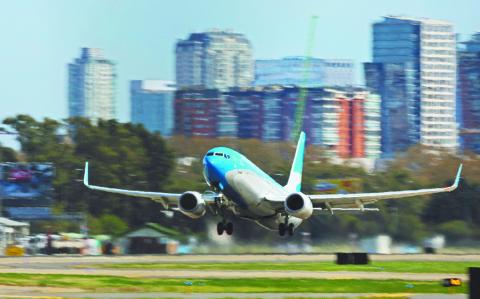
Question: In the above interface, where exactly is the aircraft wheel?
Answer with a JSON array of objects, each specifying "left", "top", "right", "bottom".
[
  {"left": 225, "top": 222, "right": 233, "bottom": 235},
  {"left": 278, "top": 223, "right": 286, "bottom": 236},
  {"left": 288, "top": 223, "right": 294, "bottom": 236},
  {"left": 217, "top": 222, "right": 224, "bottom": 235}
]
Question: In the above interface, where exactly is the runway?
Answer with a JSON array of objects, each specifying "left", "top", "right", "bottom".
[
  {"left": 1, "top": 253, "right": 480, "bottom": 266},
  {"left": 0, "top": 254, "right": 473, "bottom": 298},
  {"left": 0, "top": 254, "right": 477, "bottom": 279}
]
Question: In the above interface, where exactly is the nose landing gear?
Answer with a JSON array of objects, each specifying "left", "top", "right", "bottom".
[{"left": 214, "top": 195, "right": 233, "bottom": 236}]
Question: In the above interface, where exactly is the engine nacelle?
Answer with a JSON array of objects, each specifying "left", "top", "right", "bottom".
[
  {"left": 178, "top": 191, "right": 206, "bottom": 219},
  {"left": 284, "top": 192, "right": 313, "bottom": 220}
]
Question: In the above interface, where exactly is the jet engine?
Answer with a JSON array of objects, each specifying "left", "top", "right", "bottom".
[
  {"left": 178, "top": 191, "right": 206, "bottom": 219},
  {"left": 284, "top": 192, "right": 313, "bottom": 220}
]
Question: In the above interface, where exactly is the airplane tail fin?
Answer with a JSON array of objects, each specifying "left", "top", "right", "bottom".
[{"left": 285, "top": 131, "right": 306, "bottom": 192}]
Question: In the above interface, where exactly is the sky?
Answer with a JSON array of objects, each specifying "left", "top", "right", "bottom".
[{"left": 0, "top": 0, "right": 479, "bottom": 127}]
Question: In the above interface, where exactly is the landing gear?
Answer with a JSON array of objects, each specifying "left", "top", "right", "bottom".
[
  {"left": 288, "top": 223, "right": 294, "bottom": 236},
  {"left": 217, "top": 221, "right": 233, "bottom": 235},
  {"left": 278, "top": 217, "right": 295, "bottom": 237},
  {"left": 217, "top": 222, "right": 224, "bottom": 235},
  {"left": 278, "top": 223, "right": 286, "bottom": 236},
  {"left": 225, "top": 222, "right": 233, "bottom": 235},
  {"left": 214, "top": 195, "right": 233, "bottom": 236}
]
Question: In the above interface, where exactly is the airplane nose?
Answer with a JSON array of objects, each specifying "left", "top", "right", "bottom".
[
  {"left": 203, "top": 157, "right": 213, "bottom": 177},
  {"left": 204, "top": 156, "right": 219, "bottom": 183}
]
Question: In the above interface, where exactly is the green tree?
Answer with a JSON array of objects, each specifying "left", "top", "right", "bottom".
[
  {"left": 3, "top": 116, "right": 177, "bottom": 232},
  {"left": 0, "top": 144, "right": 17, "bottom": 161},
  {"left": 437, "top": 220, "right": 472, "bottom": 241}
]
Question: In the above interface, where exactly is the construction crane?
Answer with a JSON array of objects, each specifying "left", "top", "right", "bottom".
[{"left": 291, "top": 15, "right": 319, "bottom": 141}]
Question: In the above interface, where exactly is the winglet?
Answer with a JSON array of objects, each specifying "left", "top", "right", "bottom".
[
  {"left": 452, "top": 164, "right": 463, "bottom": 190},
  {"left": 83, "top": 161, "right": 89, "bottom": 187},
  {"left": 445, "top": 164, "right": 462, "bottom": 192}
]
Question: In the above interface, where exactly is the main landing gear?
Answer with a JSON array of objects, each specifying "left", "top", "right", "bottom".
[
  {"left": 217, "top": 221, "right": 233, "bottom": 235},
  {"left": 278, "top": 223, "right": 294, "bottom": 236},
  {"left": 278, "top": 215, "right": 294, "bottom": 236}
]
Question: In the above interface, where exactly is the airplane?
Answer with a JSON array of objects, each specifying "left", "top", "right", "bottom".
[{"left": 83, "top": 132, "right": 463, "bottom": 236}]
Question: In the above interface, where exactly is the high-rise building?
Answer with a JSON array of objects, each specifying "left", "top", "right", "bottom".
[
  {"left": 174, "top": 89, "right": 237, "bottom": 138},
  {"left": 458, "top": 32, "right": 480, "bottom": 153},
  {"left": 365, "top": 16, "right": 457, "bottom": 156},
  {"left": 302, "top": 88, "right": 381, "bottom": 159},
  {"left": 175, "top": 30, "right": 254, "bottom": 90},
  {"left": 175, "top": 87, "right": 381, "bottom": 159},
  {"left": 130, "top": 80, "right": 175, "bottom": 136},
  {"left": 68, "top": 48, "right": 116, "bottom": 122},
  {"left": 364, "top": 62, "right": 416, "bottom": 155},
  {"left": 225, "top": 90, "right": 264, "bottom": 139},
  {"left": 255, "top": 57, "right": 355, "bottom": 87}
]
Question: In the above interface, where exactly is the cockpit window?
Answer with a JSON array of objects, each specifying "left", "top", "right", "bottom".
[{"left": 207, "top": 152, "right": 231, "bottom": 159}]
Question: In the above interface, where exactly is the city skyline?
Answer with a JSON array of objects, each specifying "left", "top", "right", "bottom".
[{"left": 0, "top": 0, "right": 478, "bottom": 125}]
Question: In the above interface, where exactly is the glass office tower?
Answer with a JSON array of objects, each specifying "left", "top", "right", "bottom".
[{"left": 365, "top": 16, "right": 457, "bottom": 156}]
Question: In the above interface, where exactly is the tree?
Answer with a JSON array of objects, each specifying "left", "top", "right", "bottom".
[
  {"left": 87, "top": 214, "right": 128, "bottom": 236},
  {"left": 437, "top": 220, "right": 472, "bottom": 242},
  {"left": 0, "top": 144, "right": 17, "bottom": 161},
  {"left": 423, "top": 178, "right": 480, "bottom": 227},
  {"left": 2, "top": 116, "right": 177, "bottom": 232}
]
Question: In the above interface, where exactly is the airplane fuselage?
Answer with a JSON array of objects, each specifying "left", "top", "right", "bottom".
[{"left": 203, "top": 147, "right": 302, "bottom": 230}]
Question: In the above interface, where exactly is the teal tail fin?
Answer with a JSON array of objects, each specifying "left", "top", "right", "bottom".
[{"left": 285, "top": 131, "right": 306, "bottom": 192}]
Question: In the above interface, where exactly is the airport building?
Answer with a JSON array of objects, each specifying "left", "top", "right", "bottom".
[
  {"left": 130, "top": 80, "right": 175, "bottom": 136},
  {"left": 458, "top": 32, "right": 480, "bottom": 153},
  {"left": 68, "top": 48, "right": 116, "bottom": 122},
  {"left": 365, "top": 16, "right": 458, "bottom": 156},
  {"left": 255, "top": 57, "right": 355, "bottom": 87},
  {"left": 175, "top": 30, "right": 254, "bottom": 90}
]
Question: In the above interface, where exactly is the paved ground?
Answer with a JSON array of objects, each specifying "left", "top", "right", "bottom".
[
  {"left": 0, "top": 254, "right": 473, "bottom": 298},
  {"left": 1, "top": 253, "right": 480, "bottom": 266},
  {"left": 0, "top": 254, "right": 476, "bottom": 280},
  {"left": 0, "top": 289, "right": 468, "bottom": 299}
]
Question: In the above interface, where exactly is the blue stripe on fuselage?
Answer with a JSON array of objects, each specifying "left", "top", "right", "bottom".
[{"left": 203, "top": 147, "right": 283, "bottom": 208}]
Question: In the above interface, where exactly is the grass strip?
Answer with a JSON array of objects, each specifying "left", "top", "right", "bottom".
[
  {"left": 80, "top": 261, "right": 478, "bottom": 274},
  {"left": 0, "top": 273, "right": 467, "bottom": 293}
]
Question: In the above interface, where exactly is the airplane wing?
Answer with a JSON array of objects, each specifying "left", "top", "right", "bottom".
[
  {"left": 83, "top": 162, "right": 216, "bottom": 208},
  {"left": 308, "top": 164, "right": 463, "bottom": 210}
]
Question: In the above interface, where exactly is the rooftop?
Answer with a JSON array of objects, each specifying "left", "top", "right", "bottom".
[{"left": 383, "top": 15, "right": 453, "bottom": 25}]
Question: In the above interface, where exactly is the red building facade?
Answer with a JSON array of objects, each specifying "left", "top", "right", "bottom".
[{"left": 336, "top": 97, "right": 366, "bottom": 159}]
